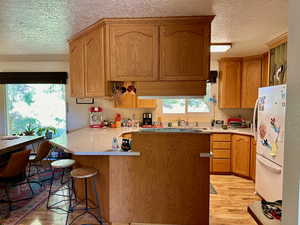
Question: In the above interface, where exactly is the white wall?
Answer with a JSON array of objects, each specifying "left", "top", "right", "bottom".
[{"left": 282, "top": 0, "right": 300, "bottom": 224}]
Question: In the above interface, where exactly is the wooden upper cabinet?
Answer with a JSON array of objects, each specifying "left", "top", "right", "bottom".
[
  {"left": 114, "top": 92, "right": 137, "bottom": 108},
  {"left": 160, "top": 24, "right": 210, "bottom": 81},
  {"left": 109, "top": 24, "right": 159, "bottom": 81},
  {"left": 136, "top": 98, "right": 157, "bottom": 108},
  {"left": 84, "top": 26, "right": 106, "bottom": 97},
  {"left": 218, "top": 58, "right": 242, "bottom": 108},
  {"left": 69, "top": 38, "right": 85, "bottom": 97},
  {"left": 241, "top": 56, "right": 262, "bottom": 108},
  {"left": 261, "top": 53, "right": 269, "bottom": 87},
  {"left": 250, "top": 137, "right": 257, "bottom": 181},
  {"left": 232, "top": 135, "right": 251, "bottom": 177}
]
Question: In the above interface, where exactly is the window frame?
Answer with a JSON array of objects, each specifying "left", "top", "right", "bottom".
[
  {"left": 5, "top": 83, "right": 67, "bottom": 136},
  {"left": 160, "top": 97, "right": 212, "bottom": 115}
]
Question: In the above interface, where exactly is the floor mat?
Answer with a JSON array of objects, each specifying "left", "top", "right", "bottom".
[{"left": 0, "top": 167, "right": 64, "bottom": 225}]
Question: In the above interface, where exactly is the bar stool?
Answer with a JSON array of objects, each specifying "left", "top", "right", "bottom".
[
  {"left": 47, "top": 159, "right": 75, "bottom": 212},
  {"left": 66, "top": 167, "right": 103, "bottom": 225}
]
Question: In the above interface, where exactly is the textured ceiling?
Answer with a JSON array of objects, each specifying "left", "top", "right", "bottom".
[{"left": 0, "top": 0, "right": 288, "bottom": 60}]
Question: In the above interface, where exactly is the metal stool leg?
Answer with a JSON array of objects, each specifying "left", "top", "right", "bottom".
[
  {"left": 92, "top": 176, "right": 102, "bottom": 221},
  {"left": 4, "top": 185, "right": 12, "bottom": 211},
  {"left": 47, "top": 169, "right": 55, "bottom": 209}
]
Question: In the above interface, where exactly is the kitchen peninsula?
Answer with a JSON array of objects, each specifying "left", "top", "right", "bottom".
[{"left": 50, "top": 128, "right": 211, "bottom": 225}]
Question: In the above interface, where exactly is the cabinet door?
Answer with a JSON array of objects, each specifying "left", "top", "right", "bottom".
[
  {"left": 160, "top": 24, "right": 210, "bottom": 81},
  {"left": 219, "top": 59, "right": 242, "bottom": 108},
  {"left": 69, "top": 39, "right": 85, "bottom": 97},
  {"left": 261, "top": 53, "right": 269, "bottom": 87},
  {"left": 84, "top": 26, "right": 106, "bottom": 97},
  {"left": 114, "top": 92, "right": 137, "bottom": 108},
  {"left": 136, "top": 98, "right": 157, "bottom": 108},
  {"left": 232, "top": 135, "right": 251, "bottom": 177},
  {"left": 241, "top": 56, "right": 262, "bottom": 108},
  {"left": 250, "top": 137, "right": 257, "bottom": 181},
  {"left": 109, "top": 24, "right": 158, "bottom": 81}
]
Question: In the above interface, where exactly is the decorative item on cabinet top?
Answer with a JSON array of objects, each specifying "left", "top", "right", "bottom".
[{"left": 267, "top": 34, "right": 288, "bottom": 86}]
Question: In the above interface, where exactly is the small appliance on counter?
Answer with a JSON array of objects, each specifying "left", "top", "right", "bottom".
[
  {"left": 143, "top": 113, "right": 152, "bottom": 126},
  {"left": 227, "top": 118, "right": 243, "bottom": 128},
  {"left": 89, "top": 106, "right": 104, "bottom": 128}
]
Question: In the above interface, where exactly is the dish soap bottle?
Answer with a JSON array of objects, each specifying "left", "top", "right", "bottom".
[{"left": 112, "top": 137, "right": 119, "bottom": 151}]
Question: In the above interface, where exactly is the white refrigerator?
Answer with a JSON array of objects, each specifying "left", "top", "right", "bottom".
[{"left": 253, "top": 84, "right": 286, "bottom": 202}]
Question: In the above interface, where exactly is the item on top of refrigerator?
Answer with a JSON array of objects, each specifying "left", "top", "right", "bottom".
[
  {"left": 227, "top": 118, "right": 242, "bottom": 128},
  {"left": 89, "top": 106, "right": 103, "bottom": 128}
]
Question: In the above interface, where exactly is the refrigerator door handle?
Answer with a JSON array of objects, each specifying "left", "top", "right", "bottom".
[
  {"left": 257, "top": 155, "right": 282, "bottom": 174},
  {"left": 252, "top": 98, "right": 259, "bottom": 140}
]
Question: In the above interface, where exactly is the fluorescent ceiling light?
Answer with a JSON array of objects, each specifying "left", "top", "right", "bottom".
[{"left": 210, "top": 43, "right": 232, "bottom": 53}]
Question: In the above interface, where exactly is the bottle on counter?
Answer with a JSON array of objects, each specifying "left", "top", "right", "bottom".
[
  {"left": 115, "top": 113, "right": 122, "bottom": 128},
  {"left": 112, "top": 137, "right": 119, "bottom": 151}
]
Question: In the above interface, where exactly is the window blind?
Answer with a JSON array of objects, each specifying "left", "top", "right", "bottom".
[{"left": 0, "top": 72, "right": 68, "bottom": 84}]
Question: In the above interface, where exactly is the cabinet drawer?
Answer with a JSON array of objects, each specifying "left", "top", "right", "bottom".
[
  {"left": 212, "top": 159, "right": 231, "bottom": 173},
  {"left": 212, "top": 142, "right": 231, "bottom": 149},
  {"left": 211, "top": 134, "right": 231, "bottom": 142},
  {"left": 213, "top": 149, "right": 231, "bottom": 159}
]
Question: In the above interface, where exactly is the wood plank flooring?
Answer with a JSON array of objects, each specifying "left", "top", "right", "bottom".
[
  {"left": 10, "top": 175, "right": 260, "bottom": 225},
  {"left": 210, "top": 175, "right": 260, "bottom": 225}
]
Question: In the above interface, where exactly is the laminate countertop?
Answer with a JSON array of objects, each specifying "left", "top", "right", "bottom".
[
  {"left": 49, "top": 127, "right": 254, "bottom": 156},
  {"left": 0, "top": 135, "right": 43, "bottom": 154},
  {"left": 50, "top": 127, "right": 140, "bottom": 156},
  {"left": 203, "top": 127, "right": 254, "bottom": 136}
]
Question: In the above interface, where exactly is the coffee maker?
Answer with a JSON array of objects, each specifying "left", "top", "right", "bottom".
[{"left": 143, "top": 113, "right": 152, "bottom": 126}]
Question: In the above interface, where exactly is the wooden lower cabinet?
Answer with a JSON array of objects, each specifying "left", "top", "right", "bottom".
[
  {"left": 210, "top": 133, "right": 255, "bottom": 179},
  {"left": 211, "top": 134, "right": 231, "bottom": 174},
  {"left": 212, "top": 158, "right": 231, "bottom": 173},
  {"left": 231, "top": 134, "right": 251, "bottom": 177},
  {"left": 250, "top": 137, "right": 257, "bottom": 180}
]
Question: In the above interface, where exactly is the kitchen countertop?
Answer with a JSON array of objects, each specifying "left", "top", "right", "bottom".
[
  {"left": 50, "top": 127, "right": 254, "bottom": 156},
  {"left": 203, "top": 127, "right": 254, "bottom": 136},
  {"left": 50, "top": 127, "right": 140, "bottom": 156},
  {"left": 0, "top": 135, "right": 44, "bottom": 154}
]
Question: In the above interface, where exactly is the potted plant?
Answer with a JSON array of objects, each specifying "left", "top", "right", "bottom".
[
  {"left": 23, "top": 124, "right": 36, "bottom": 136},
  {"left": 37, "top": 126, "right": 57, "bottom": 139}
]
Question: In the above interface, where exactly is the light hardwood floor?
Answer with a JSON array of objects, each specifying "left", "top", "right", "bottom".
[{"left": 16, "top": 175, "right": 259, "bottom": 225}]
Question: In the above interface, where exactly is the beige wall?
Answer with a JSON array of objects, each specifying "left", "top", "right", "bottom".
[
  {"left": 0, "top": 59, "right": 253, "bottom": 134},
  {"left": 0, "top": 61, "right": 155, "bottom": 133},
  {"left": 282, "top": 0, "right": 300, "bottom": 223}
]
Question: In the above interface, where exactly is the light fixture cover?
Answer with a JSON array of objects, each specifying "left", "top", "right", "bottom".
[{"left": 210, "top": 44, "right": 232, "bottom": 53}]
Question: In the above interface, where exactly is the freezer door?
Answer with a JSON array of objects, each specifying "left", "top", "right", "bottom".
[
  {"left": 257, "top": 85, "right": 286, "bottom": 166},
  {"left": 255, "top": 154, "right": 283, "bottom": 201}
]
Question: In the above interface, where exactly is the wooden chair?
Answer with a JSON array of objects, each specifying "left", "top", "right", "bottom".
[
  {"left": 0, "top": 149, "right": 33, "bottom": 211},
  {"left": 28, "top": 141, "right": 52, "bottom": 182}
]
